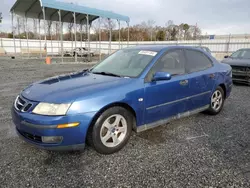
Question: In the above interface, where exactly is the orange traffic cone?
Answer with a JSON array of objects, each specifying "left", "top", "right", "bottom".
[{"left": 45, "top": 57, "right": 51, "bottom": 65}]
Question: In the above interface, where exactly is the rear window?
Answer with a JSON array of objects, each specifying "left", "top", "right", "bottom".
[{"left": 185, "top": 50, "right": 213, "bottom": 73}]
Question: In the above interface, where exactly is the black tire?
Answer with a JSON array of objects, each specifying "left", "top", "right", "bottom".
[
  {"left": 205, "top": 86, "right": 225, "bottom": 115},
  {"left": 87, "top": 107, "right": 133, "bottom": 154}
]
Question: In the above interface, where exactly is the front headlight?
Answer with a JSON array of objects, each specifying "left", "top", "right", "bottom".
[{"left": 32, "top": 103, "right": 71, "bottom": 116}]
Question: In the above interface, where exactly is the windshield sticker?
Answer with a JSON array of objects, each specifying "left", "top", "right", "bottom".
[{"left": 138, "top": 51, "right": 157, "bottom": 56}]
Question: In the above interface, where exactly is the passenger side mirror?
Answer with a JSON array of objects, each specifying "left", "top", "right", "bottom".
[
  {"left": 152, "top": 72, "right": 172, "bottom": 82},
  {"left": 224, "top": 55, "right": 229, "bottom": 58}
]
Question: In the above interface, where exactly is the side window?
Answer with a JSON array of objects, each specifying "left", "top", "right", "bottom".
[
  {"left": 146, "top": 49, "right": 186, "bottom": 81},
  {"left": 185, "top": 50, "right": 213, "bottom": 73}
]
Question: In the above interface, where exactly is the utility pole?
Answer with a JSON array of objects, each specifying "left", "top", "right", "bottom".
[
  {"left": 0, "top": 12, "right": 2, "bottom": 24},
  {"left": 0, "top": 12, "right": 2, "bottom": 47}
]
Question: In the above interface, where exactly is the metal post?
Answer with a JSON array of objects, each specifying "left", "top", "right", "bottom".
[
  {"left": 80, "top": 21, "right": 83, "bottom": 50},
  {"left": 17, "top": 16, "right": 21, "bottom": 57},
  {"left": 99, "top": 17, "right": 101, "bottom": 61},
  {"left": 108, "top": 18, "right": 111, "bottom": 55},
  {"left": 57, "top": 22, "right": 60, "bottom": 58},
  {"left": 42, "top": 7, "right": 47, "bottom": 57},
  {"left": 71, "top": 28, "right": 73, "bottom": 57},
  {"left": 127, "top": 21, "right": 130, "bottom": 47},
  {"left": 39, "top": 19, "right": 42, "bottom": 58},
  {"left": 227, "top": 34, "right": 231, "bottom": 55},
  {"left": 50, "top": 22, "right": 53, "bottom": 57},
  {"left": 58, "top": 10, "right": 63, "bottom": 63},
  {"left": 96, "top": 30, "right": 97, "bottom": 53},
  {"left": 86, "top": 14, "right": 90, "bottom": 62},
  {"left": 11, "top": 12, "right": 17, "bottom": 56},
  {"left": 85, "top": 24, "right": 87, "bottom": 48},
  {"left": 73, "top": 12, "right": 77, "bottom": 62},
  {"left": 118, "top": 20, "right": 121, "bottom": 49},
  {"left": 25, "top": 17, "right": 30, "bottom": 58}
]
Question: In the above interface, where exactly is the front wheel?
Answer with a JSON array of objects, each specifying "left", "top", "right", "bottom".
[
  {"left": 206, "top": 86, "right": 225, "bottom": 115},
  {"left": 87, "top": 107, "right": 133, "bottom": 154}
]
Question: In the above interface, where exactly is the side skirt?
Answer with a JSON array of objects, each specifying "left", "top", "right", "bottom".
[{"left": 136, "top": 105, "right": 210, "bottom": 133}]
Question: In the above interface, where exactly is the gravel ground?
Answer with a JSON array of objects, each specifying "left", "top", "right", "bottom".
[{"left": 0, "top": 57, "right": 250, "bottom": 188}]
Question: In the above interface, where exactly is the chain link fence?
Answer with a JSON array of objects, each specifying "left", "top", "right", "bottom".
[{"left": 1, "top": 37, "right": 250, "bottom": 61}]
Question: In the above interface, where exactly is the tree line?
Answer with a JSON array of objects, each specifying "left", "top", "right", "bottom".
[{"left": 0, "top": 12, "right": 204, "bottom": 41}]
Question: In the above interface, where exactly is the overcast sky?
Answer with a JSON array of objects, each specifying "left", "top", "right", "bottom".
[{"left": 1, "top": 0, "right": 250, "bottom": 35}]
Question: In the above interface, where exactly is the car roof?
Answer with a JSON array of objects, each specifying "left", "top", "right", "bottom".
[
  {"left": 236, "top": 48, "right": 250, "bottom": 51},
  {"left": 195, "top": 46, "right": 208, "bottom": 49},
  {"left": 127, "top": 45, "right": 205, "bottom": 52}
]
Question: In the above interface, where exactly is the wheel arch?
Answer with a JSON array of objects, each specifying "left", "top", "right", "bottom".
[
  {"left": 218, "top": 83, "right": 226, "bottom": 98},
  {"left": 86, "top": 102, "right": 138, "bottom": 139}
]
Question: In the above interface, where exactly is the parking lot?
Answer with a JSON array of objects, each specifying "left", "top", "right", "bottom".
[{"left": 0, "top": 57, "right": 249, "bottom": 187}]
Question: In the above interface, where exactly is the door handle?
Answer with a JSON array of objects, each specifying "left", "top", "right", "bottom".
[
  {"left": 209, "top": 74, "right": 215, "bottom": 79},
  {"left": 179, "top": 79, "right": 188, "bottom": 86}
]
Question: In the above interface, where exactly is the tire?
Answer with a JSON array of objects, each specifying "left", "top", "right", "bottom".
[
  {"left": 87, "top": 107, "right": 133, "bottom": 154},
  {"left": 205, "top": 86, "right": 225, "bottom": 115}
]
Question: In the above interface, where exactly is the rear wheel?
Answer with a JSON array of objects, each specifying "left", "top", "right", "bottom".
[
  {"left": 206, "top": 86, "right": 225, "bottom": 115},
  {"left": 87, "top": 107, "right": 133, "bottom": 154}
]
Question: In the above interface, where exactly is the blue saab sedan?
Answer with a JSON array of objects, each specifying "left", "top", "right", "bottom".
[{"left": 11, "top": 45, "right": 233, "bottom": 154}]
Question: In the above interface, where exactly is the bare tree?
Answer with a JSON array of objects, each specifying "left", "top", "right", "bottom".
[
  {"left": 91, "top": 20, "right": 100, "bottom": 41},
  {"left": 66, "top": 22, "right": 74, "bottom": 41},
  {"left": 178, "top": 23, "right": 184, "bottom": 40},
  {"left": 165, "top": 20, "right": 179, "bottom": 41},
  {"left": 47, "top": 20, "right": 53, "bottom": 40},
  {"left": 55, "top": 21, "right": 60, "bottom": 40},
  {"left": 33, "top": 19, "right": 37, "bottom": 36},
  {"left": 129, "top": 24, "right": 145, "bottom": 41},
  {"left": 183, "top": 24, "right": 190, "bottom": 40},
  {"left": 141, "top": 20, "right": 155, "bottom": 41},
  {"left": 188, "top": 25, "right": 202, "bottom": 40},
  {"left": 166, "top": 20, "right": 174, "bottom": 27},
  {"left": 99, "top": 18, "right": 116, "bottom": 41},
  {"left": 101, "top": 18, "right": 116, "bottom": 31}
]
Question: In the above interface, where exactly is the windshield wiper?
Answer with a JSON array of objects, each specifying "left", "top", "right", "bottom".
[
  {"left": 82, "top": 69, "right": 90, "bottom": 73},
  {"left": 91, "top": 71, "right": 122, "bottom": 77}
]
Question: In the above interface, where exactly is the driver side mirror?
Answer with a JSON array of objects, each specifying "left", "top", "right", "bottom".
[{"left": 152, "top": 72, "right": 172, "bottom": 82}]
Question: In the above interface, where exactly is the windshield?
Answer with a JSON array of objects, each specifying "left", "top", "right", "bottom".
[
  {"left": 230, "top": 49, "right": 250, "bottom": 59},
  {"left": 90, "top": 49, "right": 158, "bottom": 77}
]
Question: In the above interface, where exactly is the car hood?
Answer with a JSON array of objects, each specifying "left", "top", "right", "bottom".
[
  {"left": 21, "top": 72, "right": 133, "bottom": 103},
  {"left": 221, "top": 58, "right": 250, "bottom": 67}
]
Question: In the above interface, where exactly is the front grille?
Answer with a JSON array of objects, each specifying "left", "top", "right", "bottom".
[
  {"left": 14, "top": 96, "right": 33, "bottom": 112},
  {"left": 231, "top": 66, "right": 249, "bottom": 73},
  {"left": 17, "top": 129, "right": 42, "bottom": 143}
]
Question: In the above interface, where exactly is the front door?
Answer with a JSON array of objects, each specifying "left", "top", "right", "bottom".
[{"left": 143, "top": 49, "right": 190, "bottom": 125}]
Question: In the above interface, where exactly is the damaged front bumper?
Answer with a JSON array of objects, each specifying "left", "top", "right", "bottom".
[{"left": 232, "top": 67, "right": 250, "bottom": 84}]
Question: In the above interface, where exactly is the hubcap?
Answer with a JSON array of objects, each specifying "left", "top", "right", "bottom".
[
  {"left": 100, "top": 114, "right": 127, "bottom": 148},
  {"left": 211, "top": 90, "right": 223, "bottom": 111}
]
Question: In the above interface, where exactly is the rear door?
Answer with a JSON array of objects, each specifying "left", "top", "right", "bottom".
[{"left": 184, "top": 49, "right": 217, "bottom": 110}]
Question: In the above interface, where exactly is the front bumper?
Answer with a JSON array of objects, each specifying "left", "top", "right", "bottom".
[
  {"left": 232, "top": 67, "right": 250, "bottom": 84},
  {"left": 11, "top": 107, "right": 96, "bottom": 151}
]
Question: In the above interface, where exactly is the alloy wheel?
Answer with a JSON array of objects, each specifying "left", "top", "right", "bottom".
[
  {"left": 211, "top": 90, "right": 223, "bottom": 111},
  {"left": 100, "top": 114, "right": 128, "bottom": 148}
]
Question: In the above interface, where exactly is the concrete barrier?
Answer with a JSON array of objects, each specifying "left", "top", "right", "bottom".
[
  {"left": 214, "top": 53, "right": 231, "bottom": 61},
  {"left": 0, "top": 47, "right": 6, "bottom": 56},
  {"left": 21, "top": 48, "right": 47, "bottom": 56}
]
